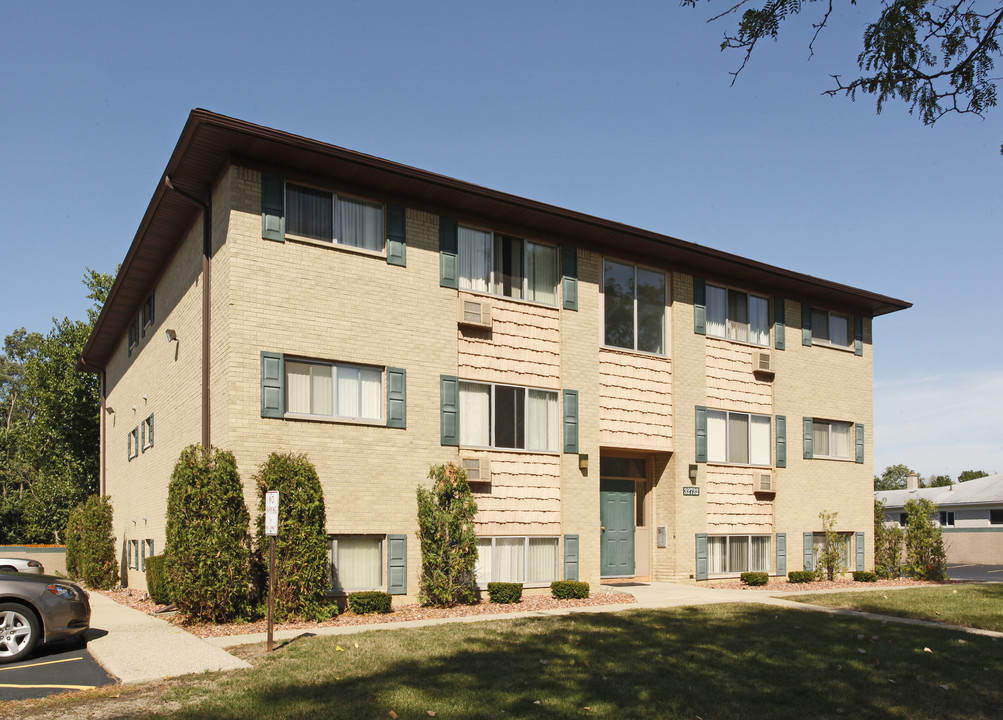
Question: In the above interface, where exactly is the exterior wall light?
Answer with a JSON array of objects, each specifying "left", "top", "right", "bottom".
[{"left": 165, "top": 328, "right": 178, "bottom": 342}]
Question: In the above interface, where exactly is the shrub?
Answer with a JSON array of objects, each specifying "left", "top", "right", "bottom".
[
  {"left": 416, "top": 463, "right": 478, "bottom": 606},
  {"left": 852, "top": 571, "right": 878, "bottom": 582},
  {"left": 816, "top": 510, "right": 847, "bottom": 581},
  {"left": 551, "top": 581, "right": 590, "bottom": 599},
  {"left": 487, "top": 582, "right": 523, "bottom": 604},
  {"left": 740, "top": 572, "right": 769, "bottom": 586},
  {"left": 874, "top": 498, "right": 904, "bottom": 578},
  {"left": 145, "top": 555, "right": 172, "bottom": 604},
  {"left": 165, "top": 445, "right": 251, "bottom": 623},
  {"left": 788, "top": 570, "right": 816, "bottom": 584},
  {"left": 64, "top": 495, "right": 118, "bottom": 589},
  {"left": 903, "top": 498, "right": 948, "bottom": 581},
  {"left": 252, "top": 452, "right": 329, "bottom": 621},
  {"left": 348, "top": 591, "right": 392, "bottom": 614}
]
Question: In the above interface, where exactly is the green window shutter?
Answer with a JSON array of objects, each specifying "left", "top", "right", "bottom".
[
  {"left": 387, "top": 534, "right": 407, "bottom": 595},
  {"left": 386, "top": 204, "right": 406, "bottom": 267},
  {"left": 854, "top": 315, "right": 864, "bottom": 356},
  {"left": 148, "top": 413, "right": 154, "bottom": 448},
  {"left": 803, "top": 532, "right": 814, "bottom": 572},
  {"left": 440, "top": 375, "right": 459, "bottom": 446},
  {"left": 140, "top": 420, "right": 146, "bottom": 452},
  {"left": 386, "top": 367, "right": 406, "bottom": 429},
  {"left": 141, "top": 537, "right": 147, "bottom": 571},
  {"left": 775, "top": 415, "right": 786, "bottom": 468},
  {"left": 695, "top": 533, "right": 708, "bottom": 580},
  {"left": 564, "top": 534, "right": 579, "bottom": 581},
  {"left": 695, "top": 406, "right": 708, "bottom": 462},
  {"left": 127, "top": 540, "right": 133, "bottom": 570},
  {"left": 127, "top": 431, "right": 133, "bottom": 461},
  {"left": 693, "top": 278, "right": 706, "bottom": 335},
  {"left": 775, "top": 532, "right": 787, "bottom": 576},
  {"left": 855, "top": 423, "right": 865, "bottom": 464},
  {"left": 261, "top": 351, "right": 284, "bottom": 418},
  {"left": 855, "top": 531, "right": 865, "bottom": 572},
  {"left": 563, "top": 389, "right": 579, "bottom": 453},
  {"left": 261, "top": 173, "right": 285, "bottom": 242},
  {"left": 439, "top": 216, "right": 458, "bottom": 288},
  {"left": 803, "top": 417, "right": 813, "bottom": 459},
  {"left": 562, "top": 246, "right": 578, "bottom": 311},
  {"left": 801, "top": 303, "right": 812, "bottom": 346},
  {"left": 774, "top": 297, "right": 785, "bottom": 350}
]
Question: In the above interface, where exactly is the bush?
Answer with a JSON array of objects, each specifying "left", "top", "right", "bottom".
[
  {"left": 165, "top": 445, "right": 251, "bottom": 623},
  {"left": 252, "top": 452, "right": 329, "bottom": 621},
  {"left": 788, "top": 570, "right": 816, "bottom": 584},
  {"left": 904, "top": 498, "right": 948, "bottom": 581},
  {"left": 487, "top": 582, "right": 523, "bottom": 604},
  {"left": 64, "top": 495, "right": 118, "bottom": 589},
  {"left": 852, "top": 571, "right": 878, "bottom": 582},
  {"left": 348, "top": 591, "right": 392, "bottom": 614},
  {"left": 145, "top": 555, "right": 172, "bottom": 604},
  {"left": 416, "top": 463, "right": 478, "bottom": 606},
  {"left": 817, "top": 510, "right": 847, "bottom": 581},
  {"left": 740, "top": 572, "right": 769, "bottom": 586},
  {"left": 551, "top": 581, "right": 590, "bottom": 599},
  {"left": 874, "top": 498, "right": 904, "bottom": 578}
]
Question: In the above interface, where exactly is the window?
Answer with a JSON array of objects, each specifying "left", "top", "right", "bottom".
[
  {"left": 286, "top": 183, "right": 384, "bottom": 252},
  {"left": 329, "top": 536, "right": 383, "bottom": 591},
  {"left": 128, "top": 427, "right": 139, "bottom": 460},
  {"left": 458, "top": 226, "right": 558, "bottom": 305},
  {"left": 939, "top": 511, "right": 955, "bottom": 527},
  {"left": 812, "top": 420, "right": 852, "bottom": 459},
  {"left": 128, "top": 539, "right": 140, "bottom": 570},
  {"left": 141, "top": 414, "right": 154, "bottom": 452},
  {"left": 143, "top": 540, "right": 154, "bottom": 571},
  {"left": 898, "top": 513, "right": 907, "bottom": 527},
  {"left": 141, "top": 293, "right": 155, "bottom": 336},
  {"left": 812, "top": 532, "right": 851, "bottom": 569},
  {"left": 708, "top": 535, "right": 771, "bottom": 575},
  {"left": 990, "top": 509, "right": 1003, "bottom": 525},
  {"left": 706, "top": 284, "right": 769, "bottom": 346},
  {"left": 706, "top": 410, "right": 771, "bottom": 465},
  {"left": 459, "top": 381, "right": 559, "bottom": 451},
  {"left": 810, "top": 309, "right": 851, "bottom": 348},
  {"left": 603, "top": 260, "right": 666, "bottom": 353},
  {"left": 475, "top": 537, "right": 559, "bottom": 584},
  {"left": 285, "top": 360, "right": 383, "bottom": 422},
  {"left": 128, "top": 316, "right": 139, "bottom": 354}
]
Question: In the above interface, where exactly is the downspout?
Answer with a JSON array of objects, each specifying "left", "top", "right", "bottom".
[{"left": 164, "top": 175, "right": 212, "bottom": 449}]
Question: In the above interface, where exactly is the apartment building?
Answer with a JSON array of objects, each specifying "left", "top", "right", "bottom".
[{"left": 80, "top": 110, "right": 910, "bottom": 597}]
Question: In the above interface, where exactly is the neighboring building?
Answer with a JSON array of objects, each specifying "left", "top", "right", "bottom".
[
  {"left": 877, "top": 474, "right": 1003, "bottom": 565},
  {"left": 80, "top": 110, "right": 910, "bottom": 598}
]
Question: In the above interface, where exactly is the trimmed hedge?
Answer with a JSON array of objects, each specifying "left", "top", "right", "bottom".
[
  {"left": 348, "top": 591, "right": 392, "bottom": 614},
  {"left": 787, "top": 570, "right": 816, "bottom": 584},
  {"left": 551, "top": 581, "right": 590, "bottom": 599},
  {"left": 145, "top": 555, "right": 172, "bottom": 604},
  {"left": 852, "top": 570, "right": 878, "bottom": 583},
  {"left": 487, "top": 582, "right": 523, "bottom": 604},
  {"left": 740, "top": 572, "right": 769, "bottom": 586},
  {"left": 64, "top": 495, "right": 118, "bottom": 589}
]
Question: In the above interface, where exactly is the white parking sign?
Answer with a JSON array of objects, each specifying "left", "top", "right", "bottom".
[{"left": 265, "top": 491, "right": 279, "bottom": 536}]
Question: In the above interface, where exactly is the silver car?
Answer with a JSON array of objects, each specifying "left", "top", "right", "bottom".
[
  {"left": 0, "top": 558, "right": 44, "bottom": 574},
  {"left": 0, "top": 573, "right": 90, "bottom": 663}
]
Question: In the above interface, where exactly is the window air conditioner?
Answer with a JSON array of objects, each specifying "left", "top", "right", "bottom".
[
  {"left": 754, "top": 350, "right": 775, "bottom": 375},
  {"left": 458, "top": 297, "right": 492, "bottom": 328},
  {"left": 460, "top": 456, "right": 491, "bottom": 483},
  {"left": 757, "top": 472, "right": 776, "bottom": 493}
]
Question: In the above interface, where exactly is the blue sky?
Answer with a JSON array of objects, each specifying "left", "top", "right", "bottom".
[{"left": 2, "top": 1, "right": 1000, "bottom": 479}]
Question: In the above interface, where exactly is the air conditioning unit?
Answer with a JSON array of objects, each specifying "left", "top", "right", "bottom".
[
  {"left": 458, "top": 297, "right": 492, "bottom": 328},
  {"left": 754, "top": 350, "right": 775, "bottom": 375},
  {"left": 460, "top": 456, "right": 491, "bottom": 483},
  {"left": 757, "top": 472, "right": 776, "bottom": 493}
]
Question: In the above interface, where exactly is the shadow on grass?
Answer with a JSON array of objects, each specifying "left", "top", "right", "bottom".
[{"left": 157, "top": 604, "right": 1002, "bottom": 720}]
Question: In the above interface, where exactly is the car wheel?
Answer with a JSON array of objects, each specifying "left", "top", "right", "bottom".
[
  {"left": 0, "top": 566, "right": 17, "bottom": 574},
  {"left": 0, "top": 603, "right": 40, "bottom": 664}
]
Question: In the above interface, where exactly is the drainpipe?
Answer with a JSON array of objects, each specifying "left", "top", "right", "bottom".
[{"left": 164, "top": 175, "right": 212, "bottom": 449}]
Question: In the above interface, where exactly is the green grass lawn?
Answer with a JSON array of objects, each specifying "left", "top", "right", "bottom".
[
  {"left": 786, "top": 585, "right": 1003, "bottom": 632},
  {"left": 130, "top": 603, "right": 1003, "bottom": 720}
]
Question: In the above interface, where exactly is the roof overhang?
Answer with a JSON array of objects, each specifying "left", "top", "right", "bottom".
[{"left": 80, "top": 109, "right": 912, "bottom": 371}]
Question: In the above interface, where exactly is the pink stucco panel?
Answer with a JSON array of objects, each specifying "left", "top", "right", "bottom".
[
  {"left": 472, "top": 452, "right": 562, "bottom": 535},
  {"left": 598, "top": 348, "right": 672, "bottom": 451},
  {"left": 705, "top": 338, "right": 773, "bottom": 414},
  {"left": 706, "top": 466, "right": 774, "bottom": 533}
]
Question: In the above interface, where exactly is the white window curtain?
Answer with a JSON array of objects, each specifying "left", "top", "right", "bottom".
[
  {"left": 813, "top": 422, "right": 831, "bottom": 457},
  {"left": 495, "top": 538, "right": 525, "bottom": 583},
  {"left": 707, "top": 410, "right": 727, "bottom": 463},
  {"left": 337, "top": 366, "right": 361, "bottom": 419},
  {"left": 750, "top": 295, "right": 770, "bottom": 346},
  {"left": 459, "top": 382, "right": 491, "bottom": 447},
  {"left": 310, "top": 364, "right": 334, "bottom": 416},
  {"left": 475, "top": 538, "right": 493, "bottom": 584},
  {"left": 706, "top": 285, "right": 727, "bottom": 338},
  {"left": 829, "top": 314, "right": 850, "bottom": 347},
  {"left": 459, "top": 227, "right": 492, "bottom": 292},
  {"left": 526, "top": 390, "right": 558, "bottom": 451},
  {"left": 750, "top": 415, "right": 771, "bottom": 466},
  {"left": 728, "top": 413, "right": 750, "bottom": 464},
  {"left": 751, "top": 536, "right": 771, "bottom": 572},
  {"left": 332, "top": 536, "right": 382, "bottom": 590},
  {"left": 286, "top": 184, "right": 332, "bottom": 241},
  {"left": 708, "top": 537, "right": 727, "bottom": 574},
  {"left": 831, "top": 422, "right": 851, "bottom": 458},
  {"left": 285, "top": 361, "right": 313, "bottom": 414},
  {"left": 335, "top": 196, "right": 383, "bottom": 252},
  {"left": 527, "top": 538, "right": 558, "bottom": 583},
  {"left": 729, "top": 536, "right": 750, "bottom": 573},
  {"left": 525, "top": 242, "right": 557, "bottom": 304}
]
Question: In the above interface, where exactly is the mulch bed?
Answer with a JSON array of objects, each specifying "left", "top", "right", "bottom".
[
  {"left": 95, "top": 588, "right": 637, "bottom": 639},
  {"left": 704, "top": 577, "right": 946, "bottom": 592}
]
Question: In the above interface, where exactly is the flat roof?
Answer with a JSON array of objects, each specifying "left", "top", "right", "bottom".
[{"left": 80, "top": 109, "right": 911, "bottom": 370}]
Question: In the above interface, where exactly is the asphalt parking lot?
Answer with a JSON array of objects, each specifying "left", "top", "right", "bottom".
[
  {"left": 948, "top": 564, "right": 1003, "bottom": 582},
  {"left": 0, "top": 638, "right": 114, "bottom": 701}
]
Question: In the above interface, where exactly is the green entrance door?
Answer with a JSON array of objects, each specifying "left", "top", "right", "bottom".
[{"left": 600, "top": 479, "right": 635, "bottom": 577}]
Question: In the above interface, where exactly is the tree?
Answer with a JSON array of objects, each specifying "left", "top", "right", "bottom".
[
  {"left": 874, "top": 463, "right": 914, "bottom": 491},
  {"left": 63, "top": 495, "right": 118, "bottom": 589},
  {"left": 816, "top": 510, "right": 847, "bottom": 581},
  {"left": 684, "top": 1, "right": 1003, "bottom": 152},
  {"left": 903, "top": 497, "right": 948, "bottom": 580},
  {"left": 958, "top": 469, "right": 990, "bottom": 482},
  {"left": 927, "top": 474, "right": 954, "bottom": 487},
  {"left": 874, "top": 498, "right": 904, "bottom": 578},
  {"left": 416, "top": 463, "right": 479, "bottom": 606}
]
